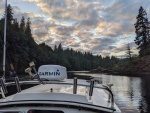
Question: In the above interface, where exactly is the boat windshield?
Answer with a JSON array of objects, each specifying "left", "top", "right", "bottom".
[{"left": 28, "top": 110, "right": 64, "bottom": 113}]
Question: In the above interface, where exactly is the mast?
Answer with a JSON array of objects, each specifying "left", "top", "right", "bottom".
[{"left": 2, "top": 0, "right": 7, "bottom": 79}]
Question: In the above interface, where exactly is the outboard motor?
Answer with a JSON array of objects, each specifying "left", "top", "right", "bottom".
[{"left": 38, "top": 65, "right": 67, "bottom": 81}]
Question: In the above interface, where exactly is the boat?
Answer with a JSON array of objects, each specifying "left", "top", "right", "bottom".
[
  {"left": 0, "top": 1, "right": 121, "bottom": 112},
  {"left": 0, "top": 62, "right": 121, "bottom": 113}
]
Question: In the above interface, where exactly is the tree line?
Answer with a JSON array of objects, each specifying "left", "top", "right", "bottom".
[{"left": 0, "top": 5, "right": 120, "bottom": 74}]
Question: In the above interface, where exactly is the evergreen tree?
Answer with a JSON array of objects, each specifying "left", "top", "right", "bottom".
[
  {"left": 54, "top": 45, "right": 57, "bottom": 52},
  {"left": 20, "top": 16, "right": 25, "bottom": 32},
  {"left": 58, "top": 43, "right": 64, "bottom": 65},
  {"left": 6, "top": 4, "right": 14, "bottom": 24},
  {"left": 13, "top": 19, "right": 19, "bottom": 30},
  {"left": 134, "top": 6, "right": 150, "bottom": 56},
  {"left": 25, "top": 18, "right": 32, "bottom": 37},
  {"left": 58, "top": 43, "right": 63, "bottom": 51},
  {"left": 126, "top": 44, "right": 133, "bottom": 61}
]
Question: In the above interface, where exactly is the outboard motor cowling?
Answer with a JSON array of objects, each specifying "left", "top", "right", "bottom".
[{"left": 38, "top": 65, "right": 67, "bottom": 81}]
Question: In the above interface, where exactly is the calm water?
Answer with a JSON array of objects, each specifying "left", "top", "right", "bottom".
[{"left": 68, "top": 71, "right": 150, "bottom": 113}]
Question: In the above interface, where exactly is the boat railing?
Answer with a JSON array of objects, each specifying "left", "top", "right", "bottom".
[{"left": 0, "top": 77, "right": 114, "bottom": 109}]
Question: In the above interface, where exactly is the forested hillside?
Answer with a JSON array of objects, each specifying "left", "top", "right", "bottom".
[{"left": 0, "top": 5, "right": 119, "bottom": 74}]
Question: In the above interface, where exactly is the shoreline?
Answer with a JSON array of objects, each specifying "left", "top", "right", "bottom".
[
  {"left": 90, "top": 70, "right": 150, "bottom": 76},
  {"left": 111, "top": 71, "right": 150, "bottom": 76}
]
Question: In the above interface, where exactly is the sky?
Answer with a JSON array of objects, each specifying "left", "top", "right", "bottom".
[{"left": 0, "top": 0, "right": 150, "bottom": 57}]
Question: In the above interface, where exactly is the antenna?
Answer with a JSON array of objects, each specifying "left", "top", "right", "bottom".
[{"left": 2, "top": 0, "right": 7, "bottom": 80}]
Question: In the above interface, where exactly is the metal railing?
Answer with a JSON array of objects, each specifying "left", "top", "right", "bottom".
[
  {"left": 0, "top": 76, "right": 21, "bottom": 98},
  {"left": 0, "top": 77, "right": 114, "bottom": 108}
]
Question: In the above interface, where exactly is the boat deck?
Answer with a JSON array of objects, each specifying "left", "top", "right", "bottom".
[{"left": 0, "top": 79, "right": 121, "bottom": 113}]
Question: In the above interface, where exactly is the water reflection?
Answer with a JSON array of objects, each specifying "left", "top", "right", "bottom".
[
  {"left": 139, "top": 76, "right": 150, "bottom": 113},
  {"left": 68, "top": 72, "right": 150, "bottom": 113}
]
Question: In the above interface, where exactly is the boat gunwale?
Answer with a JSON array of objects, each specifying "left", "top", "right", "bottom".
[{"left": 0, "top": 99, "right": 115, "bottom": 112}]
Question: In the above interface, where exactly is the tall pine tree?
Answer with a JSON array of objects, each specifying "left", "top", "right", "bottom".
[
  {"left": 126, "top": 44, "right": 133, "bottom": 61},
  {"left": 20, "top": 16, "right": 25, "bottom": 32},
  {"left": 134, "top": 6, "right": 150, "bottom": 56},
  {"left": 13, "top": 19, "right": 19, "bottom": 29},
  {"left": 25, "top": 18, "right": 32, "bottom": 37},
  {"left": 6, "top": 4, "right": 14, "bottom": 25}
]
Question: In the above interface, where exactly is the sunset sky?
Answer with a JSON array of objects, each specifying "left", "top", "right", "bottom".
[{"left": 0, "top": 0, "right": 150, "bottom": 57}]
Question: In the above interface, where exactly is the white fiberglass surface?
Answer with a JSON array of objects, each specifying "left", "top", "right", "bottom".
[{"left": 20, "top": 84, "right": 86, "bottom": 96}]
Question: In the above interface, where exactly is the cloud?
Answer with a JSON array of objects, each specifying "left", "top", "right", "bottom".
[
  {"left": 25, "top": 0, "right": 100, "bottom": 21},
  {"left": 101, "top": 0, "right": 150, "bottom": 35},
  {"left": 1, "top": 0, "right": 148, "bottom": 56},
  {"left": 0, "top": 0, "right": 4, "bottom": 17},
  {"left": 90, "top": 38, "right": 116, "bottom": 51},
  {"left": 24, "top": 0, "right": 145, "bottom": 56},
  {"left": 55, "top": 26, "right": 75, "bottom": 36}
]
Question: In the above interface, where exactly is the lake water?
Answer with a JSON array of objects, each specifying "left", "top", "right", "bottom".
[{"left": 68, "top": 71, "right": 150, "bottom": 113}]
